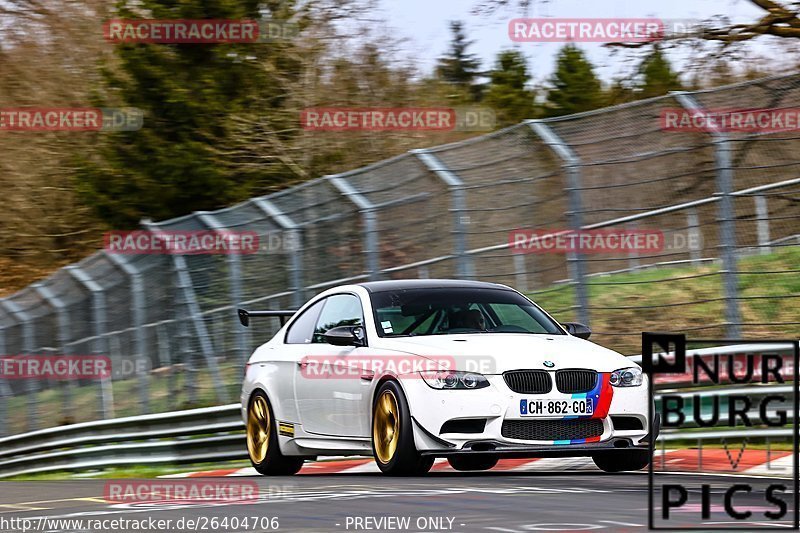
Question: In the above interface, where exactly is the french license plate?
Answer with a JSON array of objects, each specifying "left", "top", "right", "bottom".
[{"left": 520, "top": 398, "right": 593, "bottom": 417}]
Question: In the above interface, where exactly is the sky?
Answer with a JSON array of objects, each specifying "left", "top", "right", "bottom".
[{"left": 375, "top": 0, "right": 776, "bottom": 83}]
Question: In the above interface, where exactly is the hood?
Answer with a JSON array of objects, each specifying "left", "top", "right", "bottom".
[{"left": 376, "top": 333, "right": 635, "bottom": 374}]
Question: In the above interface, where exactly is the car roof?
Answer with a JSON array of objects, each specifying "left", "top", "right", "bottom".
[{"left": 356, "top": 279, "right": 513, "bottom": 293}]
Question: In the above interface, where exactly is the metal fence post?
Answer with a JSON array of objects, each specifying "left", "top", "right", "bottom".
[
  {"left": 252, "top": 198, "right": 305, "bottom": 308},
  {"left": 142, "top": 223, "right": 227, "bottom": 404},
  {"left": 32, "top": 284, "right": 74, "bottom": 422},
  {"left": 528, "top": 120, "right": 590, "bottom": 327},
  {"left": 513, "top": 254, "right": 528, "bottom": 292},
  {"left": 687, "top": 208, "right": 702, "bottom": 266},
  {"left": 176, "top": 301, "right": 197, "bottom": 405},
  {"left": 328, "top": 175, "right": 381, "bottom": 281},
  {"left": 627, "top": 221, "right": 640, "bottom": 271},
  {"left": 755, "top": 195, "right": 770, "bottom": 255},
  {"left": 104, "top": 252, "right": 151, "bottom": 414},
  {"left": 413, "top": 149, "right": 474, "bottom": 279},
  {"left": 197, "top": 213, "right": 248, "bottom": 367},
  {"left": 66, "top": 265, "right": 113, "bottom": 419},
  {"left": 156, "top": 323, "right": 178, "bottom": 402},
  {"left": 676, "top": 93, "right": 742, "bottom": 337},
  {"left": 1, "top": 300, "right": 38, "bottom": 430}
]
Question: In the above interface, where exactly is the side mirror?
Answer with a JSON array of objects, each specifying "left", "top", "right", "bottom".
[
  {"left": 563, "top": 322, "right": 591, "bottom": 340},
  {"left": 323, "top": 326, "right": 366, "bottom": 347}
]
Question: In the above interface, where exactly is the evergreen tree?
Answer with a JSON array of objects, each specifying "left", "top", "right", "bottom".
[
  {"left": 605, "top": 78, "right": 636, "bottom": 106},
  {"left": 484, "top": 49, "right": 536, "bottom": 125},
  {"left": 436, "top": 21, "right": 483, "bottom": 101},
  {"left": 544, "top": 45, "right": 603, "bottom": 117},
  {"left": 77, "top": 0, "right": 300, "bottom": 227},
  {"left": 637, "top": 47, "right": 682, "bottom": 99}
]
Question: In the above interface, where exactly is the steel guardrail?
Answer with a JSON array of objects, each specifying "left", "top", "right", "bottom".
[{"left": 0, "top": 403, "right": 244, "bottom": 478}]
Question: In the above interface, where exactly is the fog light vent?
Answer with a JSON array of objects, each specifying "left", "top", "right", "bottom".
[
  {"left": 440, "top": 418, "right": 486, "bottom": 434},
  {"left": 610, "top": 416, "right": 644, "bottom": 431}
]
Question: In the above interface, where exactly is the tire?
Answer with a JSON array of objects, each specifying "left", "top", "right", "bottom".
[
  {"left": 592, "top": 450, "right": 649, "bottom": 473},
  {"left": 371, "top": 380, "right": 434, "bottom": 476},
  {"left": 246, "top": 390, "right": 305, "bottom": 475},
  {"left": 447, "top": 455, "right": 499, "bottom": 471}
]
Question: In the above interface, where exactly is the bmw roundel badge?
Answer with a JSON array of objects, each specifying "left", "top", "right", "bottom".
[{"left": 543, "top": 361, "right": 555, "bottom": 368}]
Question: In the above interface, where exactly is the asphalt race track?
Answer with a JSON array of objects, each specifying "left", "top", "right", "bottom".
[{"left": 0, "top": 470, "right": 795, "bottom": 532}]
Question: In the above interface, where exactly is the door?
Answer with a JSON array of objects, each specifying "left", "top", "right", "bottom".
[{"left": 293, "top": 293, "right": 370, "bottom": 437}]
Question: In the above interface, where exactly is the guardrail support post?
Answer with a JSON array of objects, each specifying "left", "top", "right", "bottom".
[
  {"left": 755, "top": 195, "right": 770, "bottom": 255},
  {"left": 32, "top": 284, "right": 74, "bottom": 423},
  {"left": 1, "top": 300, "right": 38, "bottom": 431},
  {"left": 675, "top": 93, "right": 741, "bottom": 338},
  {"left": 527, "top": 120, "right": 590, "bottom": 327},
  {"left": 104, "top": 252, "right": 151, "bottom": 414},
  {"left": 142, "top": 223, "right": 227, "bottom": 404},
  {"left": 413, "top": 149, "right": 474, "bottom": 279},
  {"left": 252, "top": 198, "right": 305, "bottom": 309},
  {"left": 66, "top": 266, "right": 113, "bottom": 420},
  {"left": 328, "top": 176, "right": 381, "bottom": 281}
]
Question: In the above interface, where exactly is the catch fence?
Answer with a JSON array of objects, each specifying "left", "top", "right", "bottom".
[{"left": 1, "top": 74, "right": 799, "bottom": 434}]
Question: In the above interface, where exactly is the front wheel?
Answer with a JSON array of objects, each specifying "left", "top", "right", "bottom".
[
  {"left": 372, "top": 381, "right": 434, "bottom": 476},
  {"left": 246, "top": 391, "right": 305, "bottom": 475},
  {"left": 592, "top": 450, "right": 649, "bottom": 472}
]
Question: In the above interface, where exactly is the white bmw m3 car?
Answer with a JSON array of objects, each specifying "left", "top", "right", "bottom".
[{"left": 240, "top": 280, "right": 657, "bottom": 476}]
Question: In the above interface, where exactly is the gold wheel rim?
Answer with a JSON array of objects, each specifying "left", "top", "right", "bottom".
[
  {"left": 247, "top": 395, "right": 270, "bottom": 464},
  {"left": 373, "top": 390, "right": 400, "bottom": 464}
]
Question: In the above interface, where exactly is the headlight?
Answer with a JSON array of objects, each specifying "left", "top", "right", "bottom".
[
  {"left": 420, "top": 370, "right": 490, "bottom": 390},
  {"left": 609, "top": 367, "right": 643, "bottom": 387}
]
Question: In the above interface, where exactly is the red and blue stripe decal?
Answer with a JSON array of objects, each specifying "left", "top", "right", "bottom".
[{"left": 554, "top": 372, "right": 613, "bottom": 445}]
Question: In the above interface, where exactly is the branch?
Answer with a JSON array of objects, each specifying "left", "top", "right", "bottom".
[{"left": 605, "top": 0, "right": 800, "bottom": 48}]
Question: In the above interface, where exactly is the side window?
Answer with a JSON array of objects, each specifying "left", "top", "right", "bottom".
[
  {"left": 285, "top": 299, "right": 326, "bottom": 344},
  {"left": 313, "top": 294, "right": 364, "bottom": 344}
]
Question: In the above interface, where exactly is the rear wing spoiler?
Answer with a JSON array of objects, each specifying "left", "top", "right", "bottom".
[{"left": 237, "top": 309, "right": 297, "bottom": 327}]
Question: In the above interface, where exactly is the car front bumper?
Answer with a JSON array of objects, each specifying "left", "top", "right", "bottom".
[{"left": 402, "top": 373, "right": 655, "bottom": 456}]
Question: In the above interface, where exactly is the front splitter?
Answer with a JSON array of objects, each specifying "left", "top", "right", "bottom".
[{"left": 420, "top": 438, "right": 649, "bottom": 458}]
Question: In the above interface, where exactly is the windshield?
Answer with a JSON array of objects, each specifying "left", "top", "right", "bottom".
[{"left": 370, "top": 287, "right": 564, "bottom": 337}]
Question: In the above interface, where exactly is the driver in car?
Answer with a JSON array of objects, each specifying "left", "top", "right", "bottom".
[
  {"left": 449, "top": 308, "right": 487, "bottom": 331},
  {"left": 464, "top": 309, "right": 487, "bottom": 330}
]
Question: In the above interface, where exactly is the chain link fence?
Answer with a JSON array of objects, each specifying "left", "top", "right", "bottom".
[{"left": 1, "top": 74, "right": 799, "bottom": 435}]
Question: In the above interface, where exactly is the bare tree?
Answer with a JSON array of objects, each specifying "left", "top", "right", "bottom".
[
  {"left": 473, "top": 0, "right": 800, "bottom": 46},
  {"left": 0, "top": 0, "right": 111, "bottom": 295}
]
